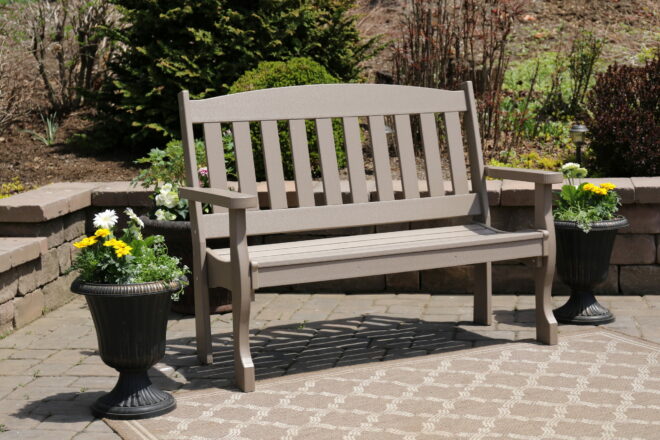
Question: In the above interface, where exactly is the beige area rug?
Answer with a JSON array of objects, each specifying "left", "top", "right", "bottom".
[{"left": 106, "top": 330, "right": 660, "bottom": 440}]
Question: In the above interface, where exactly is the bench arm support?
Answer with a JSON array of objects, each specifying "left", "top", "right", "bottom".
[
  {"left": 484, "top": 166, "right": 562, "bottom": 184},
  {"left": 179, "top": 187, "right": 258, "bottom": 210}
]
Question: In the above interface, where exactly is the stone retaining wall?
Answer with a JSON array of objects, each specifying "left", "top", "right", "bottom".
[{"left": 0, "top": 178, "right": 658, "bottom": 334}]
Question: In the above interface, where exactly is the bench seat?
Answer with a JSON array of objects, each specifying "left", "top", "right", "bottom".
[{"left": 207, "top": 224, "right": 546, "bottom": 289}]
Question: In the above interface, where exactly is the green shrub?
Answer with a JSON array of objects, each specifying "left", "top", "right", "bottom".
[
  {"left": 228, "top": 58, "right": 345, "bottom": 180},
  {"left": 588, "top": 57, "right": 659, "bottom": 176},
  {"left": 96, "top": 0, "right": 376, "bottom": 152}
]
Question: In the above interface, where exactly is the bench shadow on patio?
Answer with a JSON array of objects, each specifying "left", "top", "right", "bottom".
[{"left": 10, "top": 308, "right": 524, "bottom": 426}]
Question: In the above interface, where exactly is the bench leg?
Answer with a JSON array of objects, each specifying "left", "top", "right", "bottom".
[
  {"left": 232, "top": 281, "right": 255, "bottom": 392},
  {"left": 229, "top": 209, "right": 255, "bottom": 392},
  {"left": 473, "top": 262, "right": 492, "bottom": 325},
  {"left": 193, "top": 252, "right": 213, "bottom": 365},
  {"left": 535, "top": 256, "right": 558, "bottom": 345}
]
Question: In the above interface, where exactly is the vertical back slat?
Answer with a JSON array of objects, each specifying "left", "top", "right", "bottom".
[
  {"left": 394, "top": 114, "right": 420, "bottom": 199},
  {"left": 342, "top": 117, "right": 369, "bottom": 203},
  {"left": 203, "top": 123, "right": 228, "bottom": 213},
  {"left": 315, "top": 118, "right": 342, "bottom": 205},
  {"left": 368, "top": 115, "right": 394, "bottom": 201},
  {"left": 232, "top": 121, "right": 258, "bottom": 208},
  {"left": 419, "top": 113, "right": 445, "bottom": 196},
  {"left": 462, "top": 81, "right": 489, "bottom": 223},
  {"left": 289, "top": 119, "right": 315, "bottom": 207},
  {"left": 260, "top": 120, "right": 288, "bottom": 209},
  {"left": 443, "top": 112, "right": 470, "bottom": 195}
]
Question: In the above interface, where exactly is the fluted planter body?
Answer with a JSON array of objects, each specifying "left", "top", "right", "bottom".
[
  {"left": 141, "top": 217, "right": 231, "bottom": 315},
  {"left": 71, "top": 279, "right": 180, "bottom": 419},
  {"left": 553, "top": 216, "right": 628, "bottom": 324}
]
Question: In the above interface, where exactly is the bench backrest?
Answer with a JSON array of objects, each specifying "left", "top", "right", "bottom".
[{"left": 179, "top": 82, "right": 490, "bottom": 239}]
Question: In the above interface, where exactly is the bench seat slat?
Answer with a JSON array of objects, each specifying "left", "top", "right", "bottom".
[
  {"left": 202, "top": 193, "right": 481, "bottom": 238},
  {"left": 207, "top": 226, "right": 544, "bottom": 289},
  {"left": 213, "top": 224, "right": 495, "bottom": 258}
]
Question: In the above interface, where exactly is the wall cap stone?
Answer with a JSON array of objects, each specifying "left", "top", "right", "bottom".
[
  {"left": 0, "top": 237, "right": 48, "bottom": 273},
  {"left": 631, "top": 177, "right": 660, "bottom": 204},
  {"left": 0, "top": 183, "right": 99, "bottom": 223}
]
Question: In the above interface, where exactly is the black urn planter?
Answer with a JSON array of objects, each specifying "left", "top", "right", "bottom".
[
  {"left": 141, "top": 216, "right": 232, "bottom": 315},
  {"left": 71, "top": 279, "right": 180, "bottom": 419},
  {"left": 553, "top": 216, "right": 628, "bottom": 325}
]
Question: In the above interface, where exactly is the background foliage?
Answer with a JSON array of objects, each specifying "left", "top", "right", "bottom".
[
  {"left": 96, "top": 0, "right": 376, "bottom": 152},
  {"left": 588, "top": 57, "right": 659, "bottom": 177}
]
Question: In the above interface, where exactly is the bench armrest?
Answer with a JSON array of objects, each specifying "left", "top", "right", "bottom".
[
  {"left": 179, "top": 187, "right": 258, "bottom": 210},
  {"left": 484, "top": 166, "right": 562, "bottom": 184}
]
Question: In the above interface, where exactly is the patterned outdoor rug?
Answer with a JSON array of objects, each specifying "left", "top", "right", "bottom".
[{"left": 106, "top": 329, "right": 660, "bottom": 440}]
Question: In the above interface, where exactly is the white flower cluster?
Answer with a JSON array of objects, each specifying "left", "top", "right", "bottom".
[
  {"left": 92, "top": 208, "right": 146, "bottom": 229},
  {"left": 125, "top": 207, "right": 144, "bottom": 228},
  {"left": 154, "top": 209, "right": 177, "bottom": 221},
  {"left": 155, "top": 183, "right": 180, "bottom": 209}
]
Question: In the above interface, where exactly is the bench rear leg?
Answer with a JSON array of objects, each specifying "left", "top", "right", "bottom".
[
  {"left": 535, "top": 256, "right": 558, "bottom": 345},
  {"left": 473, "top": 262, "right": 492, "bottom": 325}
]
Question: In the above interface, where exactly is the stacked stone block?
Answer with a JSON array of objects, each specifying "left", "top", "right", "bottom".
[{"left": 0, "top": 177, "right": 658, "bottom": 336}]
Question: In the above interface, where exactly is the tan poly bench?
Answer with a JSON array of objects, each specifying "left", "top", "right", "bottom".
[{"left": 178, "top": 82, "right": 562, "bottom": 392}]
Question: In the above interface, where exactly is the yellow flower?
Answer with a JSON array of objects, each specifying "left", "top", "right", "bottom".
[
  {"left": 601, "top": 182, "right": 616, "bottom": 190},
  {"left": 103, "top": 238, "right": 127, "bottom": 249},
  {"left": 595, "top": 187, "right": 608, "bottom": 195},
  {"left": 583, "top": 183, "right": 596, "bottom": 192},
  {"left": 73, "top": 236, "right": 98, "bottom": 249},
  {"left": 94, "top": 228, "right": 111, "bottom": 237},
  {"left": 115, "top": 245, "right": 132, "bottom": 258}
]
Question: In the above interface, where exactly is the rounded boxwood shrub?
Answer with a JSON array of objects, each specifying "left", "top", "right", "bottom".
[
  {"left": 228, "top": 57, "right": 346, "bottom": 181},
  {"left": 588, "top": 57, "right": 659, "bottom": 176}
]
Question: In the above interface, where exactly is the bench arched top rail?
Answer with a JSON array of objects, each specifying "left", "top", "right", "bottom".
[{"left": 183, "top": 84, "right": 468, "bottom": 123}]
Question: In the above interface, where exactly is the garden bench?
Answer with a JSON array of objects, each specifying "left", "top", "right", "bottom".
[{"left": 177, "top": 82, "right": 562, "bottom": 392}]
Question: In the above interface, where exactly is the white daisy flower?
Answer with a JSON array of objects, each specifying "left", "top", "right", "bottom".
[
  {"left": 93, "top": 209, "right": 118, "bottom": 229},
  {"left": 561, "top": 162, "right": 580, "bottom": 171},
  {"left": 124, "top": 207, "right": 145, "bottom": 228}
]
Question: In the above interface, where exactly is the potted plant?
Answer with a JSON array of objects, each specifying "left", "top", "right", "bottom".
[
  {"left": 132, "top": 139, "right": 233, "bottom": 314},
  {"left": 552, "top": 163, "right": 628, "bottom": 324},
  {"left": 70, "top": 208, "right": 188, "bottom": 419}
]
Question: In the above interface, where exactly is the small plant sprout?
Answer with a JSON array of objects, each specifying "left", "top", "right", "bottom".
[{"left": 25, "top": 112, "right": 58, "bottom": 146}]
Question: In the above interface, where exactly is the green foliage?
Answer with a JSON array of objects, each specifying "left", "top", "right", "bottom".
[
  {"left": 488, "top": 151, "right": 564, "bottom": 172},
  {"left": 554, "top": 164, "right": 621, "bottom": 233},
  {"left": 70, "top": 209, "right": 188, "bottom": 298},
  {"left": 24, "top": 113, "right": 58, "bottom": 146},
  {"left": 133, "top": 139, "right": 210, "bottom": 188},
  {"left": 588, "top": 57, "right": 659, "bottom": 177},
  {"left": 97, "top": 0, "right": 376, "bottom": 151},
  {"left": 0, "top": 177, "right": 25, "bottom": 199},
  {"left": 228, "top": 57, "right": 345, "bottom": 180}
]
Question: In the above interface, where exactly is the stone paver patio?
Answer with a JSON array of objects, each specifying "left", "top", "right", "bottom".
[{"left": 0, "top": 292, "right": 659, "bottom": 439}]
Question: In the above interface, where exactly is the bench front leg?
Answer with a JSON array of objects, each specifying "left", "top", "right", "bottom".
[
  {"left": 229, "top": 208, "right": 255, "bottom": 392},
  {"left": 534, "top": 183, "right": 558, "bottom": 345}
]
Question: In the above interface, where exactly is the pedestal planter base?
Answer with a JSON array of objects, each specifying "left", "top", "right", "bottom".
[
  {"left": 553, "top": 217, "right": 627, "bottom": 326},
  {"left": 553, "top": 291, "right": 614, "bottom": 325},
  {"left": 72, "top": 279, "right": 180, "bottom": 420},
  {"left": 92, "top": 371, "right": 176, "bottom": 420}
]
